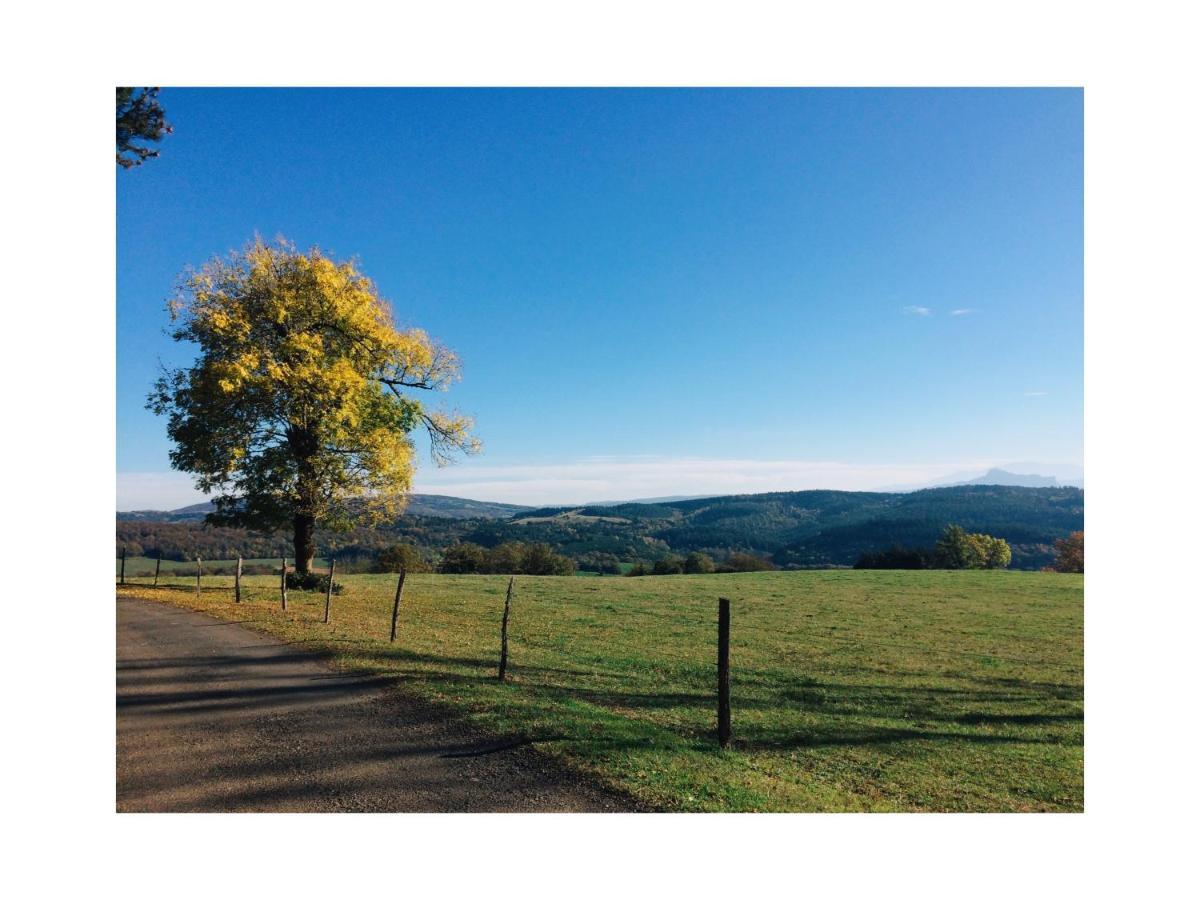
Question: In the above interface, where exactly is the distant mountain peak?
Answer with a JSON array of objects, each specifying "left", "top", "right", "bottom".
[{"left": 962, "top": 468, "right": 1059, "bottom": 488}]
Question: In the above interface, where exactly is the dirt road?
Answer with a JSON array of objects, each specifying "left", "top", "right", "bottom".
[{"left": 116, "top": 596, "right": 635, "bottom": 812}]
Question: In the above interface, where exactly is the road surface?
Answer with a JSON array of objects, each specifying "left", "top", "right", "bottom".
[{"left": 116, "top": 596, "right": 635, "bottom": 812}]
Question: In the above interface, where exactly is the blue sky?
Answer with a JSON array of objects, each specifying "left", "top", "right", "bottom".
[{"left": 117, "top": 88, "right": 1082, "bottom": 508}]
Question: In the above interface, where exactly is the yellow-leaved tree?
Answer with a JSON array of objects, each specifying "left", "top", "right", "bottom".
[{"left": 149, "top": 238, "right": 479, "bottom": 574}]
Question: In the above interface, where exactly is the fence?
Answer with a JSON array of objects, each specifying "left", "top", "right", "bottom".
[
  {"left": 117, "top": 552, "right": 1083, "bottom": 753},
  {"left": 116, "top": 551, "right": 745, "bottom": 746}
]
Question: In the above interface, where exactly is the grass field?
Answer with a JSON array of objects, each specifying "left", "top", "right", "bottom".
[{"left": 116, "top": 569, "right": 1083, "bottom": 811}]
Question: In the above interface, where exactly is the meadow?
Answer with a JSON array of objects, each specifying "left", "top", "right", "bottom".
[{"left": 116, "top": 569, "right": 1083, "bottom": 812}]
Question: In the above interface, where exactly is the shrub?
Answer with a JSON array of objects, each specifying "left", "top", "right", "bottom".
[
  {"left": 285, "top": 571, "right": 343, "bottom": 594},
  {"left": 683, "top": 551, "right": 716, "bottom": 574},
  {"left": 652, "top": 554, "right": 685, "bottom": 575},
  {"left": 719, "top": 552, "right": 776, "bottom": 573},
  {"left": 855, "top": 545, "right": 929, "bottom": 569}
]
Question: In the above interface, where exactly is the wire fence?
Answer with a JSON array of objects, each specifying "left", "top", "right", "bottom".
[{"left": 116, "top": 549, "right": 1084, "bottom": 747}]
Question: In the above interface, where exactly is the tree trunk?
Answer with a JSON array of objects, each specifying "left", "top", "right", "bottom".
[{"left": 293, "top": 512, "right": 316, "bottom": 575}]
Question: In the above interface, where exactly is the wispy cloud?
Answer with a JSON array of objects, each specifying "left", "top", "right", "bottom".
[
  {"left": 118, "top": 459, "right": 1015, "bottom": 510},
  {"left": 409, "top": 457, "right": 1013, "bottom": 506},
  {"left": 1024, "top": 390, "right": 1048, "bottom": 397},
  {"left": 902, "top": 305, "right": 933, "bottom": 316},
  {"left": 950, "top": 308, "right": 976, "bottom": 316}
]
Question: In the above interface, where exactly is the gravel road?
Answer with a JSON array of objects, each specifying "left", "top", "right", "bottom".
[{"left": 116, "top": 596, "right": 637, "bottom": 812}]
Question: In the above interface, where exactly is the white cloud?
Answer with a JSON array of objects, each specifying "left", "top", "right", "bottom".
[
  {"left": 121, "top": 456, "right": 1030, "bottom": 510},
  {"left": 410, "top": 456, "right": 1008, "bottom": 506},
  {"left": 950, "top": 308, "right": 976, "bottom": 316},
  {"left": 902, "top": 305, "right": 933, "bottom": 316},
  {"left": 117, "top": 471, "right": 206, "bottom": 510}
]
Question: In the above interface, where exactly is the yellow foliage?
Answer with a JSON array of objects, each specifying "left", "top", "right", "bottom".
[{"left": 152, "top": 237, "right": 478, "bottom": 533}]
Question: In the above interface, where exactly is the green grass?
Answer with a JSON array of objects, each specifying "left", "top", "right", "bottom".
[{"left": 116, "top": 569, "right": 1083, "bottom": 811}]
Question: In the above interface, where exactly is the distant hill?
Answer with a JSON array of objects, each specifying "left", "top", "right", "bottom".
[
  {"left": 955, "top": 468, "right": 1060, "bottom": 488},
  {"left": 117, "top": 493, "right": 531, "bottom": 522},
  {"left": 116, "top": 484, "right": 1082, "bottom": 571},
  {"left": 882, "top": 466, "right": 1083, "bottom": 492},
  {"left": 490, "top": 484, "right": 1083, "bottom": 570}
]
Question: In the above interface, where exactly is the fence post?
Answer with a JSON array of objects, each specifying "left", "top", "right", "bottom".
[
  {"left": 498, "top": 576, "right": 514, "bottom": 682},
  {"left": 196, "top": 557, "right": 202, "bottom": 596},
  {"left": 153, "top": 553, "right": 161, "bottom": 587},
  {"left": 120, "top": 547, "right": 126, "bottom": 585},
  {"left": 324, "top": 558, "right": 336, "bottom": 624},
  {"left": 235, "top": 556, "right": 243, "bottom": 603},
  {"left": 280, "top": 557, "right": 288, "bottom": 610},
  {"left": 389, "top": 567, "right": 407, "bottom": 642},
  {"left": 717, "top": 597, "right": 731, "bottom": 748}
]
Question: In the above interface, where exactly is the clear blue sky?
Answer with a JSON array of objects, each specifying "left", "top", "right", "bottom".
[{"left": 117, "top": 88, "right": 1082, "bottom": 508}]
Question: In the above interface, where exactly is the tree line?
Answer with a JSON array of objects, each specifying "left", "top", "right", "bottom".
[{"left": 854, "top": 525, "right": 1013, "bottom": 570}]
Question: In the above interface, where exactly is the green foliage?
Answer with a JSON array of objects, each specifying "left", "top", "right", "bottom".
[
  {"left": 935, "top": 525, "right": 972, "bottom": 568},
  {"left": 118, "top": 485, "right": 1081, "bottom": 573},
  {"left": 520, "top": 542, "right": 575, "bottom": 576},
  {"left": 855, "top": 545, "right": 930, "bottom": 569},
  {"left": 719, "top": 552, "right": 776, "bottom": 572},
  {"left": 439, "top": 542, "right": 488, "bottom": 574},
  {"left": 374, "top": 543, "right": 430, "bottom": 573},
  {"left": 683, "top": 551, "right": 716, "bottom": 574},
  {"left": 935, "top": 525, "right": 1012, "bottom": 570},
  {"left": 436, "top": 540, "right": 573, "bottom": 575},
  {"left": 285, "top": 571, "right": 343, "bottom": 594},
  {"left": 652, "top": 554, "right": 685, "bottom": 575},
  {"left": 116, "top": 87, "right": 171, "bottom": 168}
]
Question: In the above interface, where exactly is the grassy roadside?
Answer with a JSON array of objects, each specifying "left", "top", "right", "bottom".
[{"left": 116, "top": 569, "right": 1083, "bottom": 811}]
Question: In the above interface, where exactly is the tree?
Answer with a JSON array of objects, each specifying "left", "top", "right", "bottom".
[
  {"left": 935, "top": 525, "right": 1011, "bottom": 569},
  {"left": 720, "top": 552, "right": 775, "bottom": 573},
  {"left": 625, "top": 561, "right": 651, "bottom": 577},
  {"left": 1052, "top": 531, "right": 1084, "bottom": 573},
  {"left": 375, "top": 543, "right": 428, "bottom": 573},
  {"left": 854, "top": 545, "right": 928, "bottom": 569},
  {"left": 149, "top": 238, "right": 478, "bottom": 574},
  {"left": 116, "top": 88, "right": 172, "bottom": 169},
  {"left": 520, "top": 542, "right": 575, "bottom": 576},
  {"left": 935, "top": 525, "right": 972, "bottom": 569},
  {"left": 980, "top": 534, "right": 1012, "bottom": 569},
  {"left": 683, "top": 551, "right": 716, "bottom": 574},
  {"left": 486, "top": 542, "right": 526, "bottom": 574},
  {"left": 439, "top": 542, "right": 487, "bottom": 574},
  {"left": 652, "top": 554, "right": 685, "bottom": 575}
]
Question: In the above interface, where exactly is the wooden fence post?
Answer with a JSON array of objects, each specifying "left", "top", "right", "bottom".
[
  {"left": 717, "top": 597, "right": 731, "bottom": 748},
  {"left": 153, "top": 553, "right": 161, "bottom": 587},
  {"left": 196, "top": 557, "right": 202, "bottom": 596},
  {"left": 235, "top": 556, "right": 243, "bottom": 603},
  {"left": 498, "top": 576, "right": 514, "bottom": 682},
  {"left": 120, "top": 547, "right": 126, "bottom": 585},
  {"left": 323, "top": 558, "right": 336, "bottom": 624},
  {"left": 389, "top": 567, "right": 407, "bottom": 642},
  {"left": 280, "top": 557, "right": 288, "bottom": 610}
]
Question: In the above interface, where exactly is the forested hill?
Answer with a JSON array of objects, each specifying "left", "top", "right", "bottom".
[
  {"left": 118, "top": 493, "right": 532, "bottom": 522},
  {"left": 117, "top": 485, "right": 1083, "bottom": 571},
  {"left": 503, "top": 485, "right": 1083, "bottom": 569}
]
